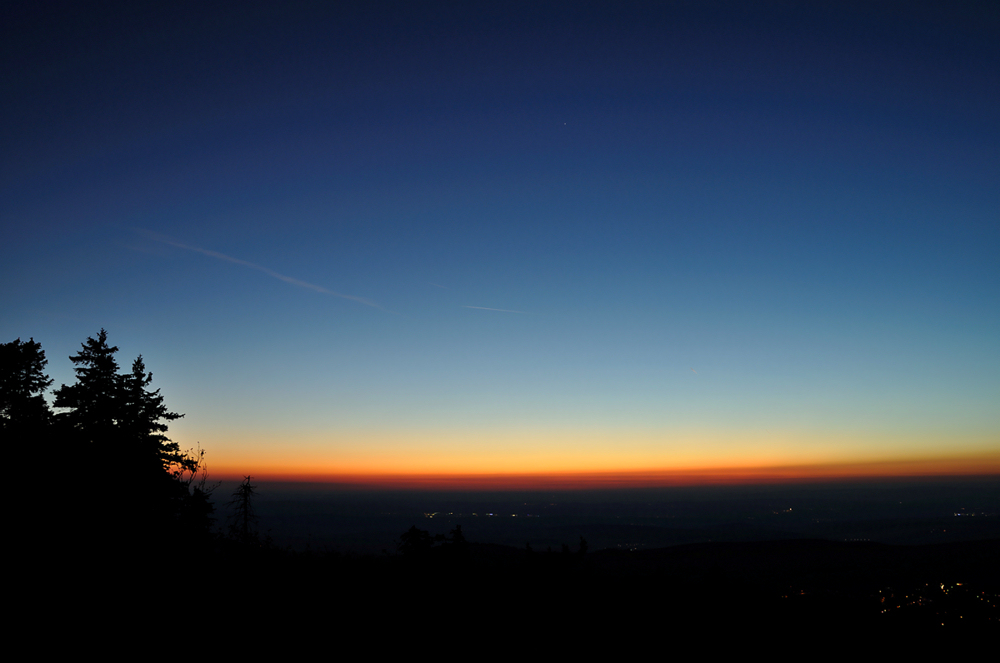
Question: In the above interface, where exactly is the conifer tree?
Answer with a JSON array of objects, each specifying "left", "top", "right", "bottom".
[
  {"left": 0, "top": 337, "right": 53, "bottom": 431},
  {"left": 119, "top": 354, "right": 185, "bottom": 474},
  {"left": 50, "top": 330, "right": 213, "bottom": 540},
  {"left": 227, "top": 476, "right": 259, "bottom": 545},
  {"left": 53, "top": 329, "right": 121, "bottom": 444}
]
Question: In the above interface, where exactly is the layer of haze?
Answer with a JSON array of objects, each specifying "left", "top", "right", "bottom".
[{"left": 2, "top": 2, "right": 997, "bottom": 487}]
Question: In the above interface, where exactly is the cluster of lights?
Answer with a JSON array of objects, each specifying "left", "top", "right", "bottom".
[
  {"left": 876, "top": 582, "right": 998, "bottom": 622},
  {"left": 423, "top": 510, "right": 538, "bottom": 518}
]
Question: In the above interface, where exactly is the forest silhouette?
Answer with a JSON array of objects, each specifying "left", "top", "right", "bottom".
[{"left": 3, "top": 332, "right": 213, "bottom": 555}]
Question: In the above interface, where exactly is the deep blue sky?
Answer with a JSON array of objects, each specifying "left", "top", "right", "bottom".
[{"left": 2, "top": 1, "right": 997, "bottom": 479}]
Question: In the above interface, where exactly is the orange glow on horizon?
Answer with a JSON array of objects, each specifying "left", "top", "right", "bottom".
[{"left": 210, "top": 453, "right": 1000, "bottom": 489}]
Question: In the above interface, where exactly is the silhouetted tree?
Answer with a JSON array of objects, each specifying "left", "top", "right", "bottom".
[
  {"left": 47, "top": 330, "right": 213, "bottom": 543},
  {"left": 171, "top": 444, "right": 216, "bottom": 540},
  {"left": 447, "top": 524, "right": 469, "bottom": 558},
  {"left": 227, "top": 476, "right": 259, "bottom": 545},
  {"left": 53, "top": 329, "right": 121, "bottom": 444},
  {"left": 398, "top": 526, "right": 434, "bottom": 557},
  {"left": 119, "top": 354, "right": 185, "bottom": 473},
  {"left": 0, "top": 337, "right": 53, "bottom": 431},
  {"left": 2, "top": 338, "right": 56, "bottom": 496}
]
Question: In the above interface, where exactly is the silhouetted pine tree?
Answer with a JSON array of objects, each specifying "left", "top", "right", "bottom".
[
  {"left": 119, "top": 355, "right": 185, "bottom": 475},
  {"left": 2, "top": 338, "right": 56, "bottom": 505},
  {"left": 398, "top": 525, "right": 434, "bottom": 557},
  {"left": 447, "top": 524, "right": 468, "bottom": 559},
  {"left": 49, "top": 330, "right": 214, "bottom": 547},
  {"left": 53, "top": 329, "right": 121, "bottom": 445},
  {"left": 0, "top": 337, "right": 53, "bottom": 432},
  {"left": 227, "top": 476, "right": 259, "bottom": 546}
]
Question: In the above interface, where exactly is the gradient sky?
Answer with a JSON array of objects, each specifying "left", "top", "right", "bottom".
[{"left": 2, "top": 1, "right": 997, "bottom": 484}]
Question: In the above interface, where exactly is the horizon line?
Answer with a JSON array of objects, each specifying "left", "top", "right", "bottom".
[{"left": 208, "top": 456, "right": 1000, "bottom": 489}]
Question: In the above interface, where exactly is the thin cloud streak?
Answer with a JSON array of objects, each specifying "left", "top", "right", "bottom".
[
  {"left": 463, "top": 305, "right": 527, "bottom": 314},
  {"left": 140, "top": 230, "right": 382, "bottom": 309}
]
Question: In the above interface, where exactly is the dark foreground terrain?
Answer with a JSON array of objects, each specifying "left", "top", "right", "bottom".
[
  {"left": 58, "top": 478, "right": 999, "bottom": 634},
  {"left": 73, "top": 533, "right": 997, "bottom": 632}
]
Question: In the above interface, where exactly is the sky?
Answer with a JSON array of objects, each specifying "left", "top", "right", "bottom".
[{"left": 2, "top": 1, "right": 998, "bottom": 486}]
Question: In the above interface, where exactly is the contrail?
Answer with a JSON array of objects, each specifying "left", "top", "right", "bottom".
[
  {"left": 140, "top": 230, "right": 382, "bottom": 309},
  {"left": 463, "top": 305, "right": 527, "bottom": 314}
]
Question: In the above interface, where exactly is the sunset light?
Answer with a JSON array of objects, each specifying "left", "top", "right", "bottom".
[{"left": 2, "top": 2, "right": 997, "bottom": 627}]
